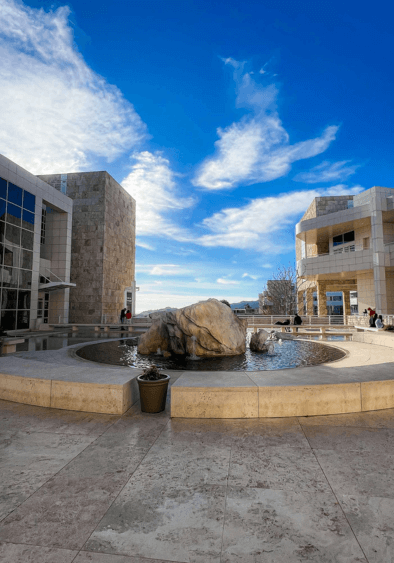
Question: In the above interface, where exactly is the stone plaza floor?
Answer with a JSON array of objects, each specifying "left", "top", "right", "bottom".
[{"left": 1, "top": 390, "right": 394, "bottom": 562}]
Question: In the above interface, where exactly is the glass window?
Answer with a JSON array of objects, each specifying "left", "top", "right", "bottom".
[
  {"left": 0, "top": 177, "right": 7, "bottom": 199},
  {"left": 0, "top": 244, "right": 3, "bottom": 265},
  {"left": 8, "top": 183, "right": 22, "bottom": 206},
  {"left": 0, "top": 199, "right": 5, "bottom": 222},
  {"left": 6, "top": 202, "right": 22, "bottom": 226},
  {"left": 17, "top": 310, "right": 30, "bottom": 330},
  {"left": 21, "top": 249, "right": 33, "bottom": 270},
  {"left": 1, "top": 288, "right": 18, "bottom": 309},
  {"left": 22, "top": 210, "right": 34, "bottom": 231},
  {"left": 1, "top": 310, "right": 16, "bottom": 331},
  {"left": 333, "top": 235, "right": 343, "bottom": 246},
  {"left": 19, "top": 269, "right": 32, "bottom": 289},
  {"left": 6, "top": 224, "right": 21, "bottom": 246},
  {"left": 0, "top": 222, "right": 4, "bottom": 243},
  {"left": 344, "top": 231, "right": 355, "bottom": 243},
  {"left": 1, "top": 266, "right": 19, "bottom": 287},
  {"left": 3, "top": 245, "right": 14, "bottom": 267},
  {"left": 21, "top": 229, "right": 34, "bottom": 250},
  {"left": 23, "top": 191, "right": 35, "bottom": 213},
  {"left": 18, "top": 290, "right": 31, "bottom": 309}
]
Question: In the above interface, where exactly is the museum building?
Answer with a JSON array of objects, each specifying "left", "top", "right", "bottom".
[{"left": 0, "top": 154, "right": 137, "bottom": 331}]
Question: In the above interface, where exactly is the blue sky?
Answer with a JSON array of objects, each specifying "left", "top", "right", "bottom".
[{"left": 1, "top": 0, "right": 393, "bottom": 312}]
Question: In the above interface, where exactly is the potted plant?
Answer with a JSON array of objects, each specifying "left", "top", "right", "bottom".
[{"left": 137, "top": 365, "right": 171, "bottom": 413}]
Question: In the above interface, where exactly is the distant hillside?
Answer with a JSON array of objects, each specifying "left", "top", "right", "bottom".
[
  {"left": 136, "top": 300, "right": 259, "bottom": 317},
  {"left": 230, "top": 300, "right": 259, "bottom": 310},
  {"left": 135, "top": 307, "right": 178, "bottom": 318}
]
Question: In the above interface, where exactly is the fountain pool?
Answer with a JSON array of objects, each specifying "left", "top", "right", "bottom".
[{"left": 76, "top": 337, "right": 346, "bottom": 371}]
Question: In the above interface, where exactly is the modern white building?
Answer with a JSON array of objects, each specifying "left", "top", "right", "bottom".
[
  {"left": 296, "top": 186, "right": 394, "bottom": 316},
  {"left": 0, "top": 154, "right": 73, "bottom": 331}
]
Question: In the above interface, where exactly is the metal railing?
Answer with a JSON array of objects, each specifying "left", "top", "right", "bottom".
[{"left": 238, "top": 315, "right": 347, "bottom": 326}]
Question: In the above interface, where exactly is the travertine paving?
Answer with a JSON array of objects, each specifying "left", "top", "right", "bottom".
[{"left": 1, "top": 393, "right": 394, "bottom": 562}]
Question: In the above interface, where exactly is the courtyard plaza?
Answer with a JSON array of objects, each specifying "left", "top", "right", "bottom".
[{"left": 1, "top": 353, "right": 394, "bottom": 563}]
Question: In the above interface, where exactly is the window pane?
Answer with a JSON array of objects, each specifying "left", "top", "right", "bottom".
[
  {"left": 0, "top": 221, "right": 4, "bottom": 243},
  {"left": 344, "top": 230, "right": 355, "bottom": 243},
  {"left": 21, "top": 210, "right": 35, "bottom": 231},
  {"left": 0, "top": 199, "right": 5, "bottom": 221},
  {"left": 17, "top": 310, "right": 30, "bottom": 330},
  {"left": 19, "top": 269, "right": 32, "bottom": 289},
  {"left": 21, "top": 249, "right": 33, "bottom": 270},
  {"left": 4, "top": 244, "right": 20, "bottom": 268},
  {"left": 1, "top": 266, "right": 19, "bottom": 287},
  {"left": 0, "top": 177, "right": 7, "bottom": 199},
  {"left": 1, "top": 310, "right": 16, "bottom": 331},
  {"left": 21, "top": 229, "right": 34, "bottom": 250},
  {"left": 18, "top": 290, "right": 31, "bottom": 309},
  {"left": 23, "top": 191, "right": 35, "bottom": 213},
  {"left": 333, "top": 235, "right": 343, "bottom": 246},
  {"left": 8, "top": 183, "right": 22, "bottom": 206},
  {"left": 5, "top": 224, "right": 21, "bottom": 246},
  {"left": 1, "top": 288, "right": 18, "bottom": 308},
  {"left": 6, "top": 203, "right": 21, "bottom": 226}
]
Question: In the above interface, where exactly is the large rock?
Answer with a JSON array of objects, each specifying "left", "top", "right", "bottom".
[
  {"left": 249, "top": 329, "right": 270, "bottom": 352},
  {"left": 138, "top": 299, "right": 247, "bottom": 357}
]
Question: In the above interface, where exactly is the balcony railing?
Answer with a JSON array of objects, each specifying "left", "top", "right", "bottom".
[{"left": 302, "top": 243, "right": 367, "bottom": 259}]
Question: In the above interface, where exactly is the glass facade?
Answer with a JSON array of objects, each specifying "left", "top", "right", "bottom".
[{"left": 0, "top": 176, "right": 35, "bottom": 330}]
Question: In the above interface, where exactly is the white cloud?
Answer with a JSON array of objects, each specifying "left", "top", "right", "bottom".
[
  {"left": 242, "top": 273, "right": 258, "bottom": 279},
  {"left": 197, "top": 185, "right": 364, "bottom": 251},
  {"left": 0, "top": 0, "right": 146, "bottom": 173},
  {"left": 294, "top": 160, "right": 360, "bottom": 183},
  {"left": 122, "top": 151, "right": 195, "bottom": 240},
  {"left": 149, "top": 264, "right": 192, "bottom": 276},
  {"left": 193, "top": 59, "right": 338, "bottom": 190},
  {"left": 136, "top": 240, "right": 156, "bottom": 251},
  {"left": 217, "top": 278, "right": 240, "bottom": 285}
]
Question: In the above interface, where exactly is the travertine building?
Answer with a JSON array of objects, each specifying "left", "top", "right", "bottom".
[
  {"left": 296, "top": 187, "right": 394, "bottom": 316},
  {"left": 39, "top": 172, "right": 136, "bottom": 324}
]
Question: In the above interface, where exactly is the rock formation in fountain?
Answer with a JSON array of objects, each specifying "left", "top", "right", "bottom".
[
  {"left": 138, "top": 298, "right": 247, "bottom": 357},
  {"left": 249, "top": 329, "right": 270, "bottom": 352}
]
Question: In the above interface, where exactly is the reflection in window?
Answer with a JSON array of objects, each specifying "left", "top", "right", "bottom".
[
  {"left": 21, "top": 250, "right": 33, "bottom": 270},
  {"left": 1, "top": 288, "right": 18, "bottom": 309},
  {"left": 6, "top": 203, "right": 21, "bottom": 226},
  {"left": 21, "top": 229, "right": 34, "bottom": 250},
  {"left": 17, "top": 310, "right": 30, "bottom": 329},
  {"left": 18, "top": 290, "right": 31, "bottom": 309},
  {"left": 19, "top": 270, "right": 32, "bottom": 289},
  {"left": 1, "top": 266, "right": 19, "bottom": 287},
  {"left": 333, "top": 231, "right": 355, "bottom": 246},
  {"left": 22, "top": 210, "right": 34, "bottom": 231},
  {"left": 8, "top": 183, "right": 22, "bottom": 206},
  {"left": 1, "top": 309, "right": 16, "bottom": 331},
  {"left": 6, "top": 224, "right": 21, "bottom": 246},
  {"left": 0, "top": 199, "right": 5, "bottom": 221},
  {"left": 0, "top": 177, "right": 6, "bottom": 199},
  {"left": 4, "top": 245, "right": 18, "bottom": 267},
  {"left": 23, "top": 191, "right": 35, "bottom": 213}
]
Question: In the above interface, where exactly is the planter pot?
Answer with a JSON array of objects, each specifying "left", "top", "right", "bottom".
[{"left": 137, "top": 374, "right": 171, "bottom": 413}]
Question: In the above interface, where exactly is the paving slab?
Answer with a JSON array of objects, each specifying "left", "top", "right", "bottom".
[
  {"left": 85, "top": 481, "right": 226, "bottom": 563},
  {"left": 0, "top": 542, "right": 77, "bottom": 563},
  {"left": 339, "top": 494, "right": 394, "bottom": 563},
  {"left": 221, "top": 486, "right": 367, "bottom": 562},
  {"left": 0, "top": 429, "right": 95, "bottom": 521}
]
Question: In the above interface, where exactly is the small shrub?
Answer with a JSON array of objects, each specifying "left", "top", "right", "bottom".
[{"left": 140, "top": 364, "right": 166, "bottom": 380}]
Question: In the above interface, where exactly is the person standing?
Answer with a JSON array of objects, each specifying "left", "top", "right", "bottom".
[
  {"left": 126, "top": 309, "right": 132, "bottom": 324},
  {"left": 120, "top": 308, "right": 126, "bottom": 325}
]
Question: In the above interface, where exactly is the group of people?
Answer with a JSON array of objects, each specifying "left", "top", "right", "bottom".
[
  {"left": 120, "top": 308, "right": 132, "bottom": 325},
  {"left": 275, "top": 314, "right": 303, "bottom": 332},
  {"left": 364, "top": 307, "right": 384, "bottom": 328}
]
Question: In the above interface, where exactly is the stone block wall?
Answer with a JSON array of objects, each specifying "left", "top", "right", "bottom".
[{"left": 39, "top": 172, "right": 136, "bottom": 324}]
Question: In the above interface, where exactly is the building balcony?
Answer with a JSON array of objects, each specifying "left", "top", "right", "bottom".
[{"left": 297, "top": 247, "right": 374, "bottom": 279}]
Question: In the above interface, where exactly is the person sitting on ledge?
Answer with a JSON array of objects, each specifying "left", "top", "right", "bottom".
[
  {"left": 275, "top": 319, "right": 290, "bottom": 325},
  {"left": 375, "top": 315, "right": 384, "bottom": 329}
]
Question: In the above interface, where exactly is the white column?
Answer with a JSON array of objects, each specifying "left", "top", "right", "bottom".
[{"left": 371, "top": 196, "right": 388, "bottom": 314}]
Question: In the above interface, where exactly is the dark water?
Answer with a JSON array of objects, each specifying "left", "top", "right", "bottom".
[{"left": 76, "top": 338, "right": 346, "bottom": 371}]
